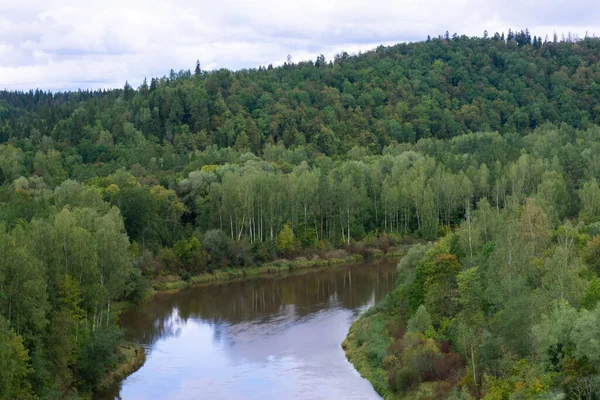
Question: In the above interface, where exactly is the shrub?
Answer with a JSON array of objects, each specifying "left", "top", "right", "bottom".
[
  {"left": 430, "top": 352, "right": 463, "bottom": 381},
  {"left": 387, "top": 338, "right": 406, "bottom": 359},
  {"left": 230, "top": 239, "right": 252, "bottom": 266},
  {"left": 252, "top": 240, "right": 277, "bottom": 263},
  {"left": 277, "top": 224, "right": 295, "bottom": 255},
  {"left": 203, "top": 229, "right": 231, "bottom": 266},
  {"left": 179, "top": 270, "right": 192, "bottom": 282},
  {"left": 157, "top": 247, "right": 178, "bottom": 273},
  {"left": 382, "top": 354, "right": 400, "bottom": 370},
  {"left": 124, "top": 268, "right": 150, "bottom": 304},
  {"left": 77, "top": 327, "right": 123, "bottom": 390},
  {"left": 407, "top": 305, "right": 432, "bottom": 334},
  {"left": 588, "top": 221, "right": 600, "bottom": 237},
  {"left": 397, "top": 244, "right": 431, "bottom": 284},
  {"left": 581, "top": 278, "right": 600, "bottom": 310},
  {"left": 392, "top": 367, "right": 421, "bottom": 393},
  {"left": 355, "top": 327, "right": 369, "bottom": 347},
  {"left": 135, "top": 249, "right": 159, "bottom": 277}
]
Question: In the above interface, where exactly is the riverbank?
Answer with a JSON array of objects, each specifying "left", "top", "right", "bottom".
[
  {"left": 343, "top": 304, "right": 398, "bottom": 399},
  {"left": 343, "top": 240, "right": 468, "bottom": 400},
  {"left": 151, "top": 247, "right": 405, "bottom": 291},
  {"left": 98, "top": 342, "right": 146, "bottom": 391}
]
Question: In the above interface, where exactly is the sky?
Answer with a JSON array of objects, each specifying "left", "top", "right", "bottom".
[{"left": 1, "top": 0, "right": 599, "bottom": 91}]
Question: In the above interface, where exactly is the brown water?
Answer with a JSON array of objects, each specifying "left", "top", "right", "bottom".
[{"left": 99, "top": 260, "right": 398, "bottom": 400}]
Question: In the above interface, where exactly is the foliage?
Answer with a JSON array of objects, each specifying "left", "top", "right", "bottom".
[
  {"left": 347, "top": 197, "right": 600, "bottom": 397},
  {"left": 277, "top": 224, "right": 295, "bottom": 255},
  {"left": 4, "top": 30, "right": 600, "bottom": 398}
]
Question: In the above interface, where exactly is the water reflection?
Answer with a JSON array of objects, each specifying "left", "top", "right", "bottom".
[{"left": 100, "top": 260, "right": 397, "bottom": 400}]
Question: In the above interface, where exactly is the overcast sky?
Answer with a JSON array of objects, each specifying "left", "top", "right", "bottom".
[{"left": 1, "top": 0, "right": 599, "bottom": 91}]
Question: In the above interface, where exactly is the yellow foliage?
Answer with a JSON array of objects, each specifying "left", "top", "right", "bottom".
[{"left": 201, "top": 164, "right": 218, "bottom": 173}]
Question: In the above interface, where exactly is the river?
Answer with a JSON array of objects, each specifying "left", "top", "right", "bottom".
[{"left": 98, "top": 259, "right": 398, "bottom": 399}]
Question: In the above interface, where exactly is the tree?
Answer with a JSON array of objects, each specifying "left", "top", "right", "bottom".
[
  {"left": 540, "top": 247, "right": 586, "bottom": 304},
  {"left": 407, "top": 305, "right": 432, "bottom": 334},
  {"left": 0, "top": 144, "right": 24, "bottom": 185},
  {"left": 0, "top": 225, "right": 48, "bottom": 336},
  {"left": 579, "top": 179, "right": 600, "bottom": 221},
  {"left": 77, "top": 327, "right": 123, "bottom": 390},
  {"left": 421, "top": 185, "right": 438, "bottom": 240},
  {"left": 95, "top": 207, "right": 133, "bottom": 327},
  {"left": 33, "top": 150, "right": 67, "bottom": 187},
  {"left": 277, "top": 224, "right": 295, "bottom": 255},
  {"left": 0, "top": 316, "right": 34, "bottom": 400},
  {"left": 536, "top": 171, "right": 568, "bottom": 224},
  {"left": 519, "top": 198, "right": 550, "bottom": 256},
  {"left": 532, "top": 299, "right": 578, "bottom": 369},
  {"left": 203, "top": 229, "right": 231, "bottom": 267}
]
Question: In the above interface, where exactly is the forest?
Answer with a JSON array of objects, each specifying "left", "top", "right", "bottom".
[{"left": 1, "top": 29, "right": 600, "bottom": 398}]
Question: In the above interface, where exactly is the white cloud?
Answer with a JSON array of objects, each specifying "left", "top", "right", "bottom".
[{"left": 1, "top": 0, "right": 599, "bottom": 91}]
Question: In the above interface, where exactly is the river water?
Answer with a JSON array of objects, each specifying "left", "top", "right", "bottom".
[{"left": 99, "top": 260, "right": 398, "bottom": 400}]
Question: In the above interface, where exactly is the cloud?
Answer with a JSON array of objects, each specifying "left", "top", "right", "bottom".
[{"left": 1, "top": 0, "right": 599, "bottom": 91}]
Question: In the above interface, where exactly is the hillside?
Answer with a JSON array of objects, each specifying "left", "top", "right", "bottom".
[{"left": 2, "top": 31, "right": 600, "bottom": 158}]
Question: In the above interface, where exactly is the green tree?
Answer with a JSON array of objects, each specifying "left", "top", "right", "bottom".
[
  {"left": 277, "top": 224, "right": 295, "bottom": 255},
  {"left": 0, "top": 316, "right": 34, "bottom": 400}
]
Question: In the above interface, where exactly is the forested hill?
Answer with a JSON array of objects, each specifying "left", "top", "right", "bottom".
[
  {"left": 2, "top": 31, "right": 600, "bottom": 158},
  {"left": 4, "top": 31, "right": 600, "bottom": 399}
]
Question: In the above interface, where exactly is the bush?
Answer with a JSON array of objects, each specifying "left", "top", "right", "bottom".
[
  {"left": 230, "top": 240, "right": 252, "bottom": 266},
  {"left": 407, "top": 305, "right": 433, "bottom": 334},
  {"left": 157, "top": 247, "right": 178, "bottom": 273},
  {"left": 252, "top": 240, "right": 277, "bottom": 263},
  {"left": 77, "top": 327, "right": 123, "bottom": 390},
  {"left": 203, "top": 229, "right": 231, "bottom": 266},
  {"left": 588, "top": 221, "right": 600, "bottom": 237},
  {"left": 277, "top": 224, "right": 295, "bottom": 255},
  {"left": 382, "top": 354, "right": 399, "bottom": 370},
  {"left": 392, "top": 367, "right": 421, "bottom": 393},
  {"left": 179, "top": 270, "right": 192, "bottom": 282},
  {"left": 388, "top": 337, "right": 407, "bottom": 358},
  {"left": 124, "top": 268, "right": 150, "bottom": 304},
  {"left": 355, "top": 327, "right": 369, "bottom": 347},
  {"left": 397, "top": 244, "right": 431, "bottom": 284},
  {"left": 430, "top": 352, "right": 463, "bottom": 381},
  {"left": 135, "top": 249, "right": 159, "bottom": 277},
  {"left": 367, "top": 340, "right": 387, "bottom": 364},
  {"left": 581, "top": 278, "right": 600, "bottom": 309}
]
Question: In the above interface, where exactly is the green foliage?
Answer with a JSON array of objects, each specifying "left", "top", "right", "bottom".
[
  {"left": 397, "top": 244, "right": 431, "bottom": 285},
  {"left": 124, "top": 268, "right": 151, "bottom": 305},
  {"left": 77, "top": 327, "right": 123, "bottom": 390},
  {"left": 350, "top": 196, "right": 600, "bottom": 398},
  {"left": 584, "top": 236, "right": 600, "bottom": 274},
  {"left": 581, "top": 278, "right": 600, "bottom": 310},
  {"left": 277, "top": 224, "right": 295, "bottom": 255},
  {"left": 203, "top": 229, "right": 231, "bottom": 267},
  {"left": 407, "top": 305, "right": 432, "bottom": 334},
  {"left": 392, "top": 367, "right": 421, "bottom": 393},
  {"left": 0, "top": 316, "right": 34, "bottom": 400},
  {"left": 5, "top": 30, "right": 600, "bottom": 398}
]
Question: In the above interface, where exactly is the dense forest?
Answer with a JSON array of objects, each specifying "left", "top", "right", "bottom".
[{"left": 2, "top": 29, "right": 600, "bottom": 398}]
